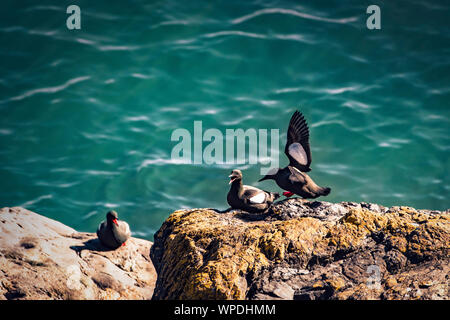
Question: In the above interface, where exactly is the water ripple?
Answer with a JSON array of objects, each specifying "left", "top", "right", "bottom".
[
  {"left": 0, "top": 129, "right": 13, "bottom": 135},
  {"left": 20, "top": 195, "right": 53, "bottom": 208},
  {"left": 35, "top": 181, "right": 81, "bottom": 188},
  {"left": 2, "top": 76, "right": 90, "bottom": 103},
  {"left": 231, "top": 8, "right": 358, "bottom": 25},
  {"left": 124, "top": 115, "right": 150, "bottom": 122},
  {"left": 24, "top": 5, "right": 62, "bottom": 12},
  {"left": 131, "top": 73, "right": 153, "bottom": 79},
  {"left": 138, "top": 158, "right": 189, "bottom": 171},
  {"left": 342, "top": 100, "right": 374, "bottom": 113},
  {"left": 273, "top": 33, "right": 316, "bottom": 44},
  {"left": 85, "top": 170, "right": 120, "bottom": 176},
  {"left": 82, "top": 210, "right": 99, "bottom": 220},
  {"left": 378, "top": 138, "right": 411, "bottom": 149},
  {"left": 323, "top": 86, "right": 359, "bottom": 95},
  {"left": 203, "top": 30, "right": 267, "bottom": 39},
  {"left": 98, "top": 45, "right": 140, "bottom": 52}
]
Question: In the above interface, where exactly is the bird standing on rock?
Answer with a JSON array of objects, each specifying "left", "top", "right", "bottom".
[
  {"left": 259, "top": 110, "right": 331, "bottom": 199},
  {"left": 227, "top": 169, "right": 280, "bottom": 213},
  {"left": 97, "top": 210, "right": 131, "bottom": 249}
]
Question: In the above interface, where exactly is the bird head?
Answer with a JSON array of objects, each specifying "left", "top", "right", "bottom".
[
  {"left": 228, "top": 169, "right": 243, "bottom": 184},
  {"left": 106, "top": 210, "right": 119, "bottom": 226}
]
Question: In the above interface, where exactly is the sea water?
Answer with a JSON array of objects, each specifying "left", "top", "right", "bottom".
[{"left": 0, "top": 1, "right": 448, "bottom": 240}]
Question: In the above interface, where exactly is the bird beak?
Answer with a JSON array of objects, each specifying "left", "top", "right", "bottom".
[
  {"left": 258, "top": 176, "right": 267, "bottom": 182},
  {"left": 112, "top": 218, "right": 119, "bottom": 226},
  {"left": 228, "top": 175, "right": 235, "bottom": 184}
]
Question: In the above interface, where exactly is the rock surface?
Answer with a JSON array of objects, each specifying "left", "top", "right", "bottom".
[
  {"left": 151, "top": 199, "right": 449, "bottom": 300},
  {"left": 0, "top": 207, "right": 156, "bottom": 300}
]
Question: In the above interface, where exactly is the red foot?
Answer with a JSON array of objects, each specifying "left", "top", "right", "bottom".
[{"left": 283, "top": 191, "right": 294, "bottom": 197}]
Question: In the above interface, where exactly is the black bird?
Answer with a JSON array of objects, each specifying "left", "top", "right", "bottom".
[
  {"left": 96, "top": 210, "right": 131, "bottom": 249},
  {"left": 259, "top": 110, "right": 331, "bottom": 199},
  {"left": 227, "top": 169, "right": 280, "bottom": 213}
]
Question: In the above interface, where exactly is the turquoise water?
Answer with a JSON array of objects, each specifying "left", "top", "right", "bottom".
[{"left": 0, "top": 1, "right": 449, "bottom": 240}]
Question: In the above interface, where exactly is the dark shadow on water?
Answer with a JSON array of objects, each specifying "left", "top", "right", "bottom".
[{"left": 70, "top": 238, "right": 116, "bottom": 255}]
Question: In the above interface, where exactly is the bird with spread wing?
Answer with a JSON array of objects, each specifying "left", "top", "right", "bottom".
[{"left": 259, "top": 110, "right": 331, "bottom": 199}]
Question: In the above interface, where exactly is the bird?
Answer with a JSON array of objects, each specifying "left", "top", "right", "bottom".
[
  {"left": 258, "top": 110, "right": 331, "bottom": 199},
  {"left": 227, "top": 169, "right": 280, "bottom": 213},
  {"left": 96, "top": 210, "right": 131, "bottom": 249}
]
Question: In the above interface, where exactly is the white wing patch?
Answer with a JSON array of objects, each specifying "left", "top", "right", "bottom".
[
  {"left": 249, "top": 192, "right": 266, "bottom": 204},
  {"left": 288, "top": 142, "right": 307, "bottom": 165},
  {"left": 290, "top": 166, "right": 302, "bottom": 174},
  {"left": 119, "top": 221, "right": 131, "bottom": 237}
]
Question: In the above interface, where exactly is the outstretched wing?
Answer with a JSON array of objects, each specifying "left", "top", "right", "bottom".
[{"left": 284, "top": 110, "right": 312, "bottom": 172}]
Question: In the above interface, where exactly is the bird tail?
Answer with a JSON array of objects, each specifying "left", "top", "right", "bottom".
[
  {"left": 320, "top": 187, "right": 331, "bottom": 196},
  {"left": 265, "top": 191, "right": 280, "bottom": 202}
]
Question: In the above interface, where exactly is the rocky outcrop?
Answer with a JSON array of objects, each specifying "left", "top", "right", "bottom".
[
  {"left": 150, "top": 199, "right": 449, "bottom": 300},
  {"left": 0, "top": 207, "right": 156, "bottom": 300}
]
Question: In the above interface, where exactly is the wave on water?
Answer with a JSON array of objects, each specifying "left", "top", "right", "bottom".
[
  {"left": 2, "top": 76, "right": 91, "bottom": 103},
  {"left": 203, "top": 30, "right": 267, "bottom": 39},
  {"left": 20, "top": 195, "right": 53, "bottom": 208},
  {"left": 1, "top": 0, "right": 448, "bottom": 240},
  {"left": 231, "top": 8, "right": 359, "bottom": 25}
]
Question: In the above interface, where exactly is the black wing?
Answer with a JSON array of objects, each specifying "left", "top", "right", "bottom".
[
  {"left": 284, "top": 110, "right": 312, "bottom": 172},
  {"left": 96, "top": 221, "right": 106, "bottom": 238}
]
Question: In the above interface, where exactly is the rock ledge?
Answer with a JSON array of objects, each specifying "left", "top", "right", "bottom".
[
  {"left": 0, "top": 207, "right": 156, "bottom": 300},
  {"left": 151, "top": 199, "right": 449, "bottom": 300}
]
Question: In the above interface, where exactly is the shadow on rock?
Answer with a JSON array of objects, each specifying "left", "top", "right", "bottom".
[
  {"left": 210, "top": 207, "right": 272, "bottom": 221},
  {"left": 70, "top": 238, "right": 116, "bottom": 254}
]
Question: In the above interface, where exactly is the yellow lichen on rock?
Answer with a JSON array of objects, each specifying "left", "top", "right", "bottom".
[{"left": 150, "top": 201, "right": 450, "bottom": 300}]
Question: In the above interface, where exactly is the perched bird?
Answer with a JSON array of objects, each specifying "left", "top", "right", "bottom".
[
  {"left": 96, "top": 210, "right": 131, "bottom": 249},
  {"left": 227, "top": 169, "right": 280, "bottom": 213},
  {"left": 259, "top": 110, "right": 331, "bottom": 199}
]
